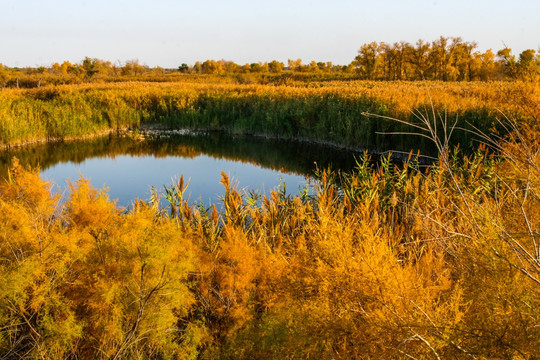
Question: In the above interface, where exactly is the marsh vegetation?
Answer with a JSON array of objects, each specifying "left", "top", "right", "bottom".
[{"left": 1, "top": 38, "right": 540, "bottom": 358}]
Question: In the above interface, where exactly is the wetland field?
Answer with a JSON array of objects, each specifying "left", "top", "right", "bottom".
[{"left": 1, "top": 70, "right": 540, "bottom": 358}]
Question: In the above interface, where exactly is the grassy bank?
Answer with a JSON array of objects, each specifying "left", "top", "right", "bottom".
[
  {"left": 1, "top": 123, "right": 540, "bottom": 358},
  {"left": 1, "top": 79, "right": 538, "bottom": 154}
]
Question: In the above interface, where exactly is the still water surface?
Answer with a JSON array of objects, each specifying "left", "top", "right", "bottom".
[{"left": 0, "top": 133, "right": 360, "bottom": 208}]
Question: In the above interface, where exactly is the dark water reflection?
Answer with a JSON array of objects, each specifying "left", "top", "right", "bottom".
[{"left": 0, "top": 133, "right": 360, "bottom": 208}]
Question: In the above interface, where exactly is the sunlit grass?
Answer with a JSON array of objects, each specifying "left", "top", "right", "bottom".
[{"left": 1, "top": 79, "right": 538, "bottom": 154}]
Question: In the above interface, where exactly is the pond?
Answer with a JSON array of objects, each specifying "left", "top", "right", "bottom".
[{"left": 0, "top": 132, "right": 361, "bottom": 209}]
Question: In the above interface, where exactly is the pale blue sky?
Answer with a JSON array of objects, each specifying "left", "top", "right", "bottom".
[{"left": 1, "top": 0, "right": 539, "bottom": 68}]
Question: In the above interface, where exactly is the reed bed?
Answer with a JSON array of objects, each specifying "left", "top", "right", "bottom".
[{"left": 1, "top": 80, "right": 538, "bottom": 154}]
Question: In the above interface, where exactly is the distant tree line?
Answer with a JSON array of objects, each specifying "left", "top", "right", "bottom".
[
  {"left": 179, "top": 59, "right": 352, "bottom": 74},
  {"left": 0, "top": 36, "right": 538, "bottom": 88},
  {"left": 0, "top": 57, "right": 160, "bottom": 88},
  {"left": 352, "top": 36, "right": 540, "bottom": 81},
  {"left": 169, "top": 36, "right": 540, "bottom": 81}
]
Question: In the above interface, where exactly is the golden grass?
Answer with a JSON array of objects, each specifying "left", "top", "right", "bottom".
[{"left": 1, "top": 79, "right": 538, "bottom": 154}]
